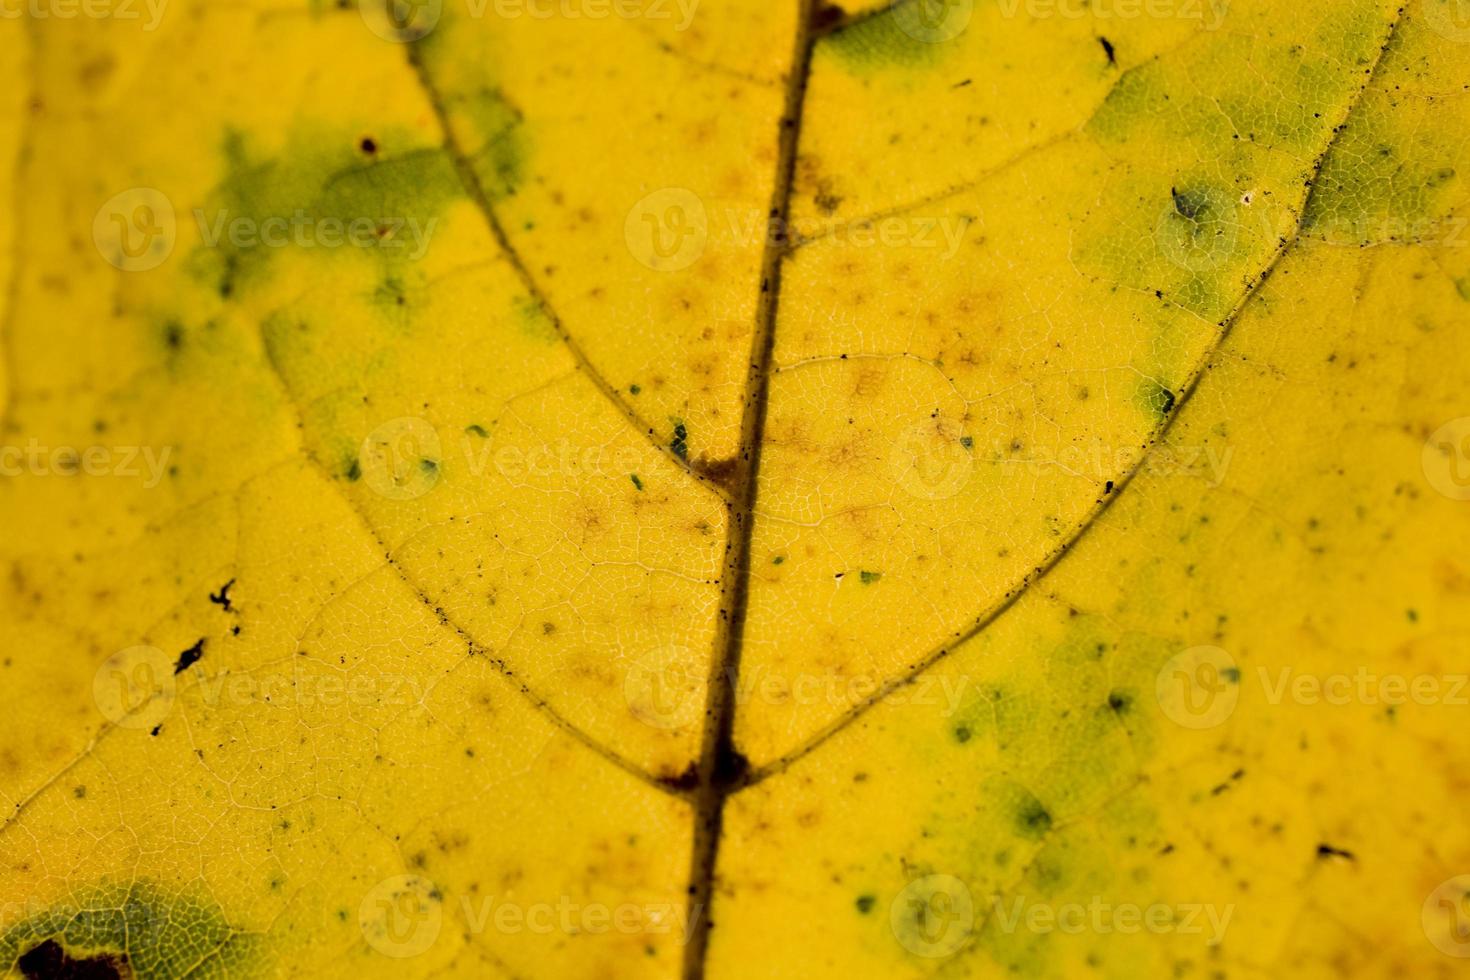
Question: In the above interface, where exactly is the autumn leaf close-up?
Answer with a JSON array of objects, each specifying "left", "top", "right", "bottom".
[{"left": 2, "top": 0, "right": 1470, "bottom": 976}]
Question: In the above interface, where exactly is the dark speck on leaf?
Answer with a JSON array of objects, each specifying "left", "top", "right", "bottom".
[
  {"left": 670, "top": 420, "right": 689, "bottom": 461},
  {"left": 174, "top": 638, "right": 205, "bottom": 674},
  {"left": 1099, "top": 36, "right": 1117, "bottom": 65},
  {"left": 811, "top": 1, "right": 844, "bottom": 33},
  {"left": 208, "top": 579, "right": 235, "bottom": 612},
  {"left": 855, "top": 895, "right": 876, "bottom": 914},
  {"left": 1171, "top": 187, "right": 1209, "bottom": 221},
  {"left": 18, "top": 940, "right": 124, "bottom": 980},
  {"left": 1017, "top": 799, "right": 1052, "bottom": 838}
]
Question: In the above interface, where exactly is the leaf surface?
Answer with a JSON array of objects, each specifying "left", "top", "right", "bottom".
[{"left": 1, "top": 0, "right": 1469, "bottom": 978}]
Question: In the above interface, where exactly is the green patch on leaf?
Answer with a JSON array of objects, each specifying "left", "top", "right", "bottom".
[
  {"left": 1138, "top": 379, "right": 1176, "bottom": 420},
  {"left": 0, "top": 880, "right": 263, "bottom": 979}
]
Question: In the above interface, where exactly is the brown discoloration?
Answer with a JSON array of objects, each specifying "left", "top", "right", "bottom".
[
  {"left": 18, "top": 940, "right": 127, "bottom": 979},
  {"left": 690, "top": 453, "right": 741, "bottom": 494}
]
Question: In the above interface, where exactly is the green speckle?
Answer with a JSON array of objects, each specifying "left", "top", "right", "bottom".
[
  {"left": 772, "top": 555, "right": 785, "bottom": 566},
  {"left": 515, "top": 295, "right": 556, "bottom": 343},
  {"left": 1107, "top": 690, "right": 1133, "bottom": 714},
  {"left": 629, "top": 384, "right": 642, "bottom": 395},
  {"left": 465, "top": 424, "right": 489, "bottom": 438},
  {"left": 1407, "top": 608, "right": 1418, "bottom": 623},
  {"left": 373, "top": 275, "right": 416, "bottom": 316},
  {"left": 953, "top": 724, "right": 972, "bottom": 744},
  {"left": 345, "top": 458, "right": 362, "bottom": 482},
  {"left": 463, "top": 87, "right": 526, "bottom": 201},
  {"left": 1018, "top": 803, "right": 1053, "bottom": 838},
  {"left": 960, "top": 436, "right": 973, "bottom": 449},
  {"left": 855, "top": 894, "right": 876, "bottom": 915},
  {"left": 670, "top": 420, "right": 689, "bottom": 461},
  {"left": 859, "top": 570, "right": 882, "bottom": 585},
  {"left": 1138, "top": 379, "right": 1176, "bottom": 420},
  {"left": 1016, "top": 796, "right": 1053, "bottom": 840},
  {"left": 1456, "top": 277, "right": 1470, "bottom": 302},
  {"left": 630, "top": 474, "right": 644, "bottom": 491},
  {"left": 419, "top": 458, "right": 439, "bottom": 475}
]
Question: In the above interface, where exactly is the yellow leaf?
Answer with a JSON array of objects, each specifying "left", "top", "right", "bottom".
[{"left": 1, "top": 0, "right": 1468, "bottom": 977}]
